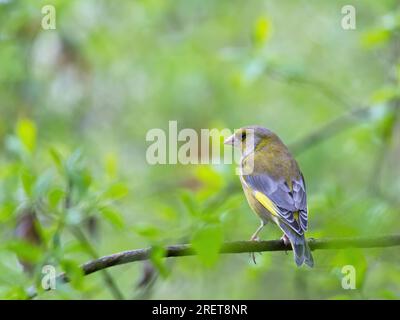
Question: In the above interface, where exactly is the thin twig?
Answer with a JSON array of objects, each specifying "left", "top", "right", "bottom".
[
  {"left": 270, "top": 69, "right": 354, "bottom": 110},
  {"left": 64, "top": 180, "right": 125, "bottom": 299},
  {"left": 290, "top": 104, "right": 399, "bottom": 155},
  {"left": 70, "top": 227, "right": 125, "bottom": 300},
  {"left": 27, "top": 234, "right": 400, "bottom": 299},
  {"left": 56, "top": 234, "right": 400, "bottom": 281}
]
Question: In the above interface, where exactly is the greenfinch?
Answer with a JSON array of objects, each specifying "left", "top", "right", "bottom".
[{"left": 224, "top": 126, "right": 313, "bottom": 267}]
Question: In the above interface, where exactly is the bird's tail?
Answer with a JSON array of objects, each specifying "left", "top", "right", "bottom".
[{"left": 278, "top": 221, "right": 314, "bottom": 267}]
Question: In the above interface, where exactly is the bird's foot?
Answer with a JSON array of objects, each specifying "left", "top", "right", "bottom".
[
  {"left": 281, "top": 234, "right": 290, "bottom": 255},
  {"left": 249, "top": 236, "right": 261, "bottom": 264},
  {"left": 280, "top": 234, "right": 290, "bottom": 245}
]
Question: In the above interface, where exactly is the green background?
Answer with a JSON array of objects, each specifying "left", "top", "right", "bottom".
[{"left": 0, "top": 0, "right": 400, "bottom": 299}]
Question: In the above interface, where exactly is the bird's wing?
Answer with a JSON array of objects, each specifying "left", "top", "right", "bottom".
[{"left": 243, "top": 173, "right": 308, "bottom": 235}]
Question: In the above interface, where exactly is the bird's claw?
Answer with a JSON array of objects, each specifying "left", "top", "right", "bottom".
[
  {"left": 250, "top": 236, "right": 262, "bottom": 264},
  {"left": 280, "top": 234, "right": 290, "bottom": 246},
  {"left": 281, "top": 234, "right": 290, "bottom": 255}
]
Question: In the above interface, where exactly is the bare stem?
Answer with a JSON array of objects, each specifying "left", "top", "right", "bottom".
[{"left": 60, "top": 234, "right": 400, "bottom": 281}]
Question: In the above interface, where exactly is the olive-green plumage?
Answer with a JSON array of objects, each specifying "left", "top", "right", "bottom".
[{"left": 225, "top": 125, "right": 313, "bottom": 267}]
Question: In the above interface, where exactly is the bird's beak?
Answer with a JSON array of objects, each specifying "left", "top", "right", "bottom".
[{"left": 224, "top": 134, "right": 235, "bottom": 146}]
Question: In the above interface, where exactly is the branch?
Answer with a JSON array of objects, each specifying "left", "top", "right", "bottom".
[
  {"left": 69, "top": 226, "right": 125, "bottom": 300},
  {"left": 58, "top": 235, "right": 400, "bottom": 281},
  {"left": 269, "top": 68, "right": 354, "bottom": 110},
  {"left": 63, "top": 181, "right": 125, "bottom": 299},
  {"left": 26, "top": 234, "right": 400, "bottom": 299},
  {"left": 290, "top": 103, "right": 400, "bottom": 155}
]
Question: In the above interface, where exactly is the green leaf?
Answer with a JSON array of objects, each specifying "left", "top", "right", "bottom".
[
  {"left": 370, "top": 86, "right": 399, "bottom": 104},
  {"left": 3, "top": 286, "right": 29, "bottom": 300},
  {"left": 33, "top": 170, "right": 53, "bottom": 199},
  {"left": 104, "top": 153, "right": 118, "bottom": 179},
  {"left": 150, "top": 245, "right": 169, "bottom": 278},
  {"left": 103, "top": 182, "right": 129, "bottom": 200},
  {"left": 65, "top": 150, "right": 84, "bottom": 181},
  {"left": 72, "top": 168, "right": 92, "bottom": 198},
  {"left": 195, "top": 165, "right": 224, "bottom": 200},
  {"left": 376, "top": 109, "right": 396, "bottom": 141},
  {"left": 378, "top": 290, "right": 398, "bottom": 300},
  {"left": 60, "top": 258, "right": 84, "bottom": 289},
  {"left": 20, "top": 168, "right": 36, "bottom": 198},
  {"left": 253, "top": 16, "right": 272, "bottom": 46},
  {"left": 361, "top": 29, "right": 390, "bottom": 48},
  {"left": 191, "top": 224, "right": 223, "bottom": 267},
  {"left": 5, "top": 240, "right": 42, "bottom": 263},
  {"left": 66, "top": 149, "right": 83, "bottom": 172},
  {"left": 0, "top": 202, "right": 15, "bottom": 222},
  {"left": 132, "top": 223, "right": 161, "bottom": 240},
  {"left": 16, "top": 118, "right": 37, "bottom": 153},
  {"left": 48, "top": 188, "right": 66, "bottom": 210},
  {"left": 49, "top": 147, "right": 64, "bottom": 172},
  {"left": 179, "top": 190, "right": 199, "bottom": 216},
  {"left": 99, "top": 206, "right": 125, "bottom": 229}
]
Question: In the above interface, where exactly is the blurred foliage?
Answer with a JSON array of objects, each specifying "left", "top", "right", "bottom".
[{"left": 1, "top": 0, "right": 400, "bottom": 299}]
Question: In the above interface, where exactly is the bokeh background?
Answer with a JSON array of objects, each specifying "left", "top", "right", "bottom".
[{"left": 1, "top": 0, "right": 400, "bottom": 299}]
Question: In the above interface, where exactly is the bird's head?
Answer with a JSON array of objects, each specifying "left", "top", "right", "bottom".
[{"left": 224, "top": 125, "right": 278, "bottom": 155}]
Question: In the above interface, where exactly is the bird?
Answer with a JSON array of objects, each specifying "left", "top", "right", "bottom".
[{"left": 224, "top": 125, "right": 314, "bottom": 267}]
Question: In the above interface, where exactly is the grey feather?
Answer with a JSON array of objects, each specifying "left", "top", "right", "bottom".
[
  {"left": 278, "top": 220, "right": 313, "bottom": 267},
  {"left": 244, "top": 174, "right": 308, "bottom": 235}
]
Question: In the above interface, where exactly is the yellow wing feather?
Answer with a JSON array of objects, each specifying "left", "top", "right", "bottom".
[{"left": 253, "top": 191, "right": 280, "bottom": 218}]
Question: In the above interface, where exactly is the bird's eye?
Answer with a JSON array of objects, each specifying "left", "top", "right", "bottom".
[{"left": 241, "top": 132, "right": 247, "bottom": 141}]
